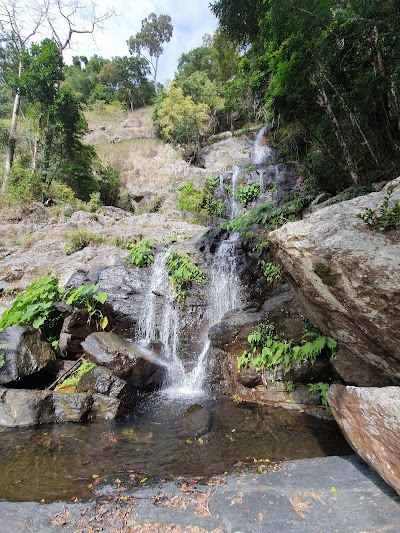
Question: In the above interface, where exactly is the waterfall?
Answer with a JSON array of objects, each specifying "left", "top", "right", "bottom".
[
  {"left": 208, "top": 233, "right": 241, "bottom": 324},
  {"left": 230, "top": 166, "right": 241, "bottom": 218},
  {"left": 253, "top": 125, "right": 277, "bottom": 165}
]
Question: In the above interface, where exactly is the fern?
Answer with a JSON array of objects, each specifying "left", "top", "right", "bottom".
[{"left": 237, "top": 321, "right": 337, "bottom": 376}]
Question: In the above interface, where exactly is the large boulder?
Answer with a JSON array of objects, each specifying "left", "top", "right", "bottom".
[
  {"left": 327, "top": 385, "right": 400, "bottom": 494},
  {"left": 81, "top": 332, "right": 166, "bottom": 388},
  {"left": 0, "top": 327, "right": 55, "bottom": 385},
  {"left": 269, "top": 186, "right": 400, "bottom": 384}
]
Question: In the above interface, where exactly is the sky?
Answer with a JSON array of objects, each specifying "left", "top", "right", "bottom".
[{"left": 63, "top": 0, "right": 218, "bottom": 84}]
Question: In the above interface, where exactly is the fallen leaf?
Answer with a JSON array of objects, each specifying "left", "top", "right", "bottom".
[
  {"left": 331, "top": 486, "right": 338, "bottom": 496},
  {"left": 258, "top": 513, "right": 264, "bottom": 522}
]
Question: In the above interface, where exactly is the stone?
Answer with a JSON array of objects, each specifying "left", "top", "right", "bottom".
[
  {"left": 77, "top": 366, "right": 134, "bottom": 405},
  {"left": 178, "top": 404, "right": 211, "bottom": 438},
  {"left": 332, "top": 347, "right": 392, "bottom": 387},
  {"left": 269, "top": 186, "right": 400, "bottom": 383},
  {"left": 0, "top": 387, "right": 53, "bottom": 426},
  {"left": 0, "top": 327, "right": 55, "bottom": 385},
  {"left": 52, "top": 392, "right": 92, "bottom": 422},
  {"left": 237, "top": 367, "right": 262, "bottom": 388},
  {"left": 81, "top": 332, "right": 166, "bottom": 388},
  {"left": 91, "top": 394, "right": 123, "bottom": 420},
  {"left": 58, "top": 307, "right": 93, "bottom": 356},
  {"left": 327, "top": 385, "right": 400, "bottom": 494}
]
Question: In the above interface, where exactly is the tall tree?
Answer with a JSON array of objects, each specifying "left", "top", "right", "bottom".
[
  {"left": 127, "top": 12, "right": 173, "bottom": 91},
  {"left": 0, "top": 0, "right": 114, "bottom": 189}
]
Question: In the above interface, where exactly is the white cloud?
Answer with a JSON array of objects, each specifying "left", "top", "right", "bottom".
[{"left": 63, "top": 0, "right": 218, "bottom": 83}]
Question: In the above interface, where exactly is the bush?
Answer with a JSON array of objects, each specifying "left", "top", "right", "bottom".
[
  {"left": 177, "top": 182, "right": 204, "bottom": 213},
  {"left": 165, "top": 248, "right": 205, "bottom": 303},
  {"left": 63, "top": 230, "right": 105, "bottom": 255},
  {"left": 126, "top": 238, "right": 154, "bottom": 267}
]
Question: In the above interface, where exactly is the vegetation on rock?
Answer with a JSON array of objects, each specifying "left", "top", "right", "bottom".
[{"left": 165, "top": 248, "right": 205, "bottom": 303}]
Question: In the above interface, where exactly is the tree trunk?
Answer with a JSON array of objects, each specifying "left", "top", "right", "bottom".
[
  {"left": 317, "top": 88, "right": 359, "bottom": 185},
  {"left": 153, "top": 55, "right": 159, "bottom": 92},
  {"left": 2, "top": 90, "right": 21, "bottom": 191}
]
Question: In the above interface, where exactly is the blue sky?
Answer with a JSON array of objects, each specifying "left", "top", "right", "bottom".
[{"left": 63, "top": 0, "right": 218, "bottom": 83}]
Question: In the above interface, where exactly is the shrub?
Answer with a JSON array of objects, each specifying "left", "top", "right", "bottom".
[
  {"left": 258, "top": 261, "right": 282, "bottom": 285},
  {"left": 126, "top": 238, "right": 154, "bottom": 267},
  {"left": 357, "top": 186, "right": 400, "bottom": 230},
  {"left": 63, "top": 230, "right": 105, "bottom": 255},
  {"left": 177, "top": 181, "right": 204, "bottom": 213},
  {"left": 165, "top": 248, "right": 205, "bottom": 303},
  {"left": 236, "top": 183, "right": 260, "bottom": 206},
  {"left": 60, "top": 283, "right": 108, "bottom": 329}
]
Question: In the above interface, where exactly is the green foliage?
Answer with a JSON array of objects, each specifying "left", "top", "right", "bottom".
[
  {"left": 177, "top": 182, "right": 204, "bottom": 213},
  {"left": 308, "top": 382, "right": 330, "bottom": 407},
  {"left": 357, "top": 187, "right": 400, "bottom": 230},
  {"left": 177, "top": 180, "right": 225, "bottom": 220},
  {"left": 165, "top": 248, "right": 205, "bottom": 303},
  {"left": 126, "top": 238, "right": 154, "bottom": 267},
  {"left": 59, "top": 361, "right": 96, "bottom": 389},
  {"left": 63, "top": 230, "right": 105, "bottom": 255},
  {"left": 206, "top": 176, "right": 219, "bottom": 190},
  {"left": 236, "top": 183, "right": 260, "bottom": 206},
  {"left": 153, "top": 85, "right": 210, "bottom": 146},
  {"left": 286, "top": 379, "right": 295, "bottom": 393},
  {"left": 60, "top": 284, "right": 108, "bottom": 329},
  {"left": 258, "top": 260, "right": 281, "bottom": 285},
  {"left": 127, "top": 12, "right": 173, "bottom": 88},
  {"left": 222, "top": 195, "right": 304, "bottom": 234},
  {"left": 0, "top": 277, "right": 60, "bottom": 337},
  {"left": 237, "top": 321, "right": 337, "bottom": 376}
]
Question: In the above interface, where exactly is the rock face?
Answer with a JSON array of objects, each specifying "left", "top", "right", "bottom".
[
  {"left": 77, "top": 366, "right": 134, "bottom": 406},
  {"left": 269, "top": 187, "right": 400, "bottom": 384},
  {"left": 82, "top": 332, "right": 166, "bottom": 388},
  {"left": 0, "top": 327, "right": 55, "bottom": 385},
  {"left": 327, "top": 385, "right": 400, "bottom": 494},
  {"left": 0, "top": 387, "right": 122, "bottom": 426}
]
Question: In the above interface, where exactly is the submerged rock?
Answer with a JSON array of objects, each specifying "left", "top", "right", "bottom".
[
  {"left": 81, "top": 332, "right": 165, "bottom": 389},
  {"left": 269, "top": 186, "right": 400, "bottom": 384},
  {"left": 0, "top": 327, "right": 55, "bottom": 385},
  {"left": 328, "top": 385, "right": 400, "bottom": 494},
  {"left": 178, "top": 404, "right": 211, "bottom": 438}
]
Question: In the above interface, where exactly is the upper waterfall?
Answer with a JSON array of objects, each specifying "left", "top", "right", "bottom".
[{"left": 253, "top": 125, "right": 277, "bottom": 165}]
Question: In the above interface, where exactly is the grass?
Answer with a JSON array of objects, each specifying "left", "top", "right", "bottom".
[{"left": 63, "top": 229, "right": 105, "bottom": 255}]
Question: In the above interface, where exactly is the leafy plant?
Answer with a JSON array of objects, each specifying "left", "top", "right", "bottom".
[
  {"left": 238, "top": 321, "right": 337, "bottom": 377},
  {"left": 56, "top": 360, "right": 96, "bottom": 391},
  {"left": 258, "top": 260, "right": 282, "bottom": 285},
  {"left": 308, "top": 382, "right": 330, "bottom": 407},
  {"left": 177, "top": 181, "right": 204, "bottom": 213},
  {"left": 206, "top": 175, "right": 220, "bottom": 190},
  {"left": 286, "top": 379, "right": 295, "bottom": 393},
  {"left": 357, "top": 186, "right": 400, "bottom": 230},
  {"left": 0, "top": 277, "right": 60, "bottom": 334},
  {"left": 165, "top": 248, "right": 205, "bottom": 302},
  {"left": 60, "top": 283, "right": 108, "bottom": 329},
  {"left": 126, "top": 238, "right": 154, "bottom": 268},
  {"left": 236, "top": 183, "right": 260, "bottom": 206}
]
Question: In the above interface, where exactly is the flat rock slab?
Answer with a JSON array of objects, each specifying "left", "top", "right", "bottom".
[{"left": 0, "top": 455, "right": 399, "bottom": 532}]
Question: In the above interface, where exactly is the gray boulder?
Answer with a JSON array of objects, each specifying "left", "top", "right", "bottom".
[
  {"left": 81, "top": 332, "right": 166, "bottom": 388},
  {"left": 0, "top": 327, "right": 55, "bottom": 385},
  {"left": 328, "top": 385, "right": 400, "bottom": 494},
  {"left": 77, "top": 366, "right": 134, "bottom": 405},
  {"left": 269, "top": 185, "right": 400, "bottom": 383}
]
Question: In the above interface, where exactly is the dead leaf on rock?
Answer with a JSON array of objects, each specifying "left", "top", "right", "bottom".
[
  {"left": 230, "top": 491, "right": 244, "bottom": 505},
  {"left": 258, "top": 513, "right": 264, "bottom": 522},
  {"left": 49, "top": 507, "right": 71, "bottom": 526},
  {"left": 290, "top": 492, "right": 311, "bottom": 519}
]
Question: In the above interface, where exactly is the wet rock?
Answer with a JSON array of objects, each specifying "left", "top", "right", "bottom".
[
  {"left": 82, "top": 332, "right": 166, "bottom": 389},
  {"left": 77, "top": 366, "right": 134, "bottom": 405},
  {"left": 209, "top": 309, "right": 263, "bottom": 356},
  {"left": 269, "top": 185, "right": 400, "bottom": 383},
  {"left": 0, "top": 387, "right": 54, "bottom": 426},
  {"left": 327, "top": 385, "right": 400, "bottom": 494},
  {"left": 52, "top": 392, "right": 92, "bottom": 422},
  {"left": 0, "top": 327, "right": 55, "bottom": 385},
  {"left": 58, "top": 307, "right": 93, "bottom": 356},
  {"left": 237, "top": 367, "right": 262, "bottom": 388},
  {"left": 178, "top": 404, "right": 211, "bottom": 438},
  {"left": 91, "top": 394, "right": 123, "bottom": 420},
  {"left": 332, "top": 347, "right": 393, "bottom": 387},
  {"left": 197, "top": 136, "right": 250, "bottom": 171}
]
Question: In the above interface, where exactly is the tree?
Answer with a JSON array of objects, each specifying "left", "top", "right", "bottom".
[
  {"left": 0, "top": 0, "right": 114, "bottom": 189},
  {"left": 127, "top": 13, "right": 173, "bottom": 91}
]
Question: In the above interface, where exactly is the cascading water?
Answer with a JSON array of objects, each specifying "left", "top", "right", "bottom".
[{"left": 253, "top": 125, "right": 277, "bottom": 165}]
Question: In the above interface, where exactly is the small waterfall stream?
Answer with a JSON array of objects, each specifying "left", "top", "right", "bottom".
[{"left": 253, "top": 125, "right": 277, "bottom": 165}]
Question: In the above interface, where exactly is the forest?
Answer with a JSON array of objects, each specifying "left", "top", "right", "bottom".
[{"left": 1, "top": 0, "right": 400, "bottom": 207}]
